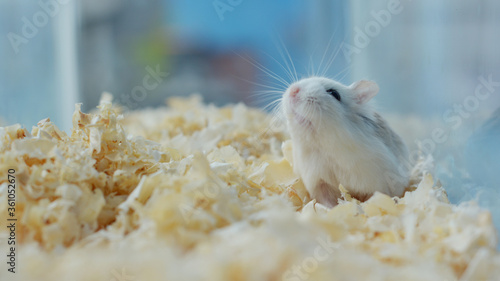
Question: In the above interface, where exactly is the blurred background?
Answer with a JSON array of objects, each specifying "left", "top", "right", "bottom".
[{"left": 0, "top": 0, "right": 499, "bottom": 236}]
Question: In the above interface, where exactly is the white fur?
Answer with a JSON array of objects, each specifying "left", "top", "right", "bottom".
[{"left": 282, "top": 77, "right": 410, "bottom": 207}]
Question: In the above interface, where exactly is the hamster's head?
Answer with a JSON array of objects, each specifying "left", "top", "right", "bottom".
[{"left": 282, "top": 77, "right": 380, "bottom": 133}]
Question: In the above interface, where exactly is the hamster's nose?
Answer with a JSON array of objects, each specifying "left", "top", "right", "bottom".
[{"left": 290, "top": 86, "right": 300, "bottom": 97}]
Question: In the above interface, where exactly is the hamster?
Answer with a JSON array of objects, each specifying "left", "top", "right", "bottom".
[{"left": 282, "top": 77, "right": 410, "bottom": 207}]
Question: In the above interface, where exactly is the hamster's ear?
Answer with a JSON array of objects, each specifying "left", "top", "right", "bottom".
[{"left": 349, "top": 80, "right": 379, "bottom": 104}]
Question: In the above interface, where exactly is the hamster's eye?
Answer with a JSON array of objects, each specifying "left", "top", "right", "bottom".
[{"left": 326, "top": 89, "right": 341, "bottom": 102}]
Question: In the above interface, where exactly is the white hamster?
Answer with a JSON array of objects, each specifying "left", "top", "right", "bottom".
[{"left": 282, "top": 77, "right": 410, "bottom": 207}]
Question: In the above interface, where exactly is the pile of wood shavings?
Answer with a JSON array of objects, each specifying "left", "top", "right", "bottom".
[{"left": 0, "top": 95, "right": 498, "bottom": 281}]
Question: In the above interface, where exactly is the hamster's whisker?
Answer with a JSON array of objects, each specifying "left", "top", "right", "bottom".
[
  {"left": 232, "top": 51, "right": 290, "bottom": 88},
  {"left": 333, "top": 65, "right": 352, "bottom": 82},
  {"left": 317, "top": 29, "right": 338, "bottom": 77},
  {"left": 260, "top": 78, "right": 288, "bottom": 92},
  {"left": 337, "top": 70, "right": 351, "bottom": 84},
  {"left": 267, "top": 96, "right": 283, "bottom": 116},
  {"left": 307, "top": 54, "right": 315, "bottom": 78},
  {"left": 321, "top": 42, "right": 343, "bottom": 77},
  {"left": 303, "top": 106, "right": 316, "bottom": 132},
  {"left": 319, "top": 29, "right": 349, "bottom": 77},
  {"left": 271, "top": 101, "right": 284, "bottom": 120},
  {"left": 261, "top": 51, "right": 295, "bottom": 86},
  {"left": 251, "top": 90, "right": 286, "bottom": 99},
  {"left": 250, "top": 89, "right": 285, "bottom": 103},
  {"left": 308, "top": 42, "right": 324, "bottom": 77},
  {"left": 303, "top": 103, "right": 314, "bottom": 121},
  {"left": 262, "top": 98, "right": 283, "bottom": 112},
  {"left": 252, "top": 90, "right": 285, "bottom": 94},
  {"left": 272, "top": 107, "right": 285, "bottom": 125},
  {"left": 256, "top": 100, "right": 285, "bottom": 144},
  {"left": 248, "top": 92, "right": 283, "bottom": 114},
  {"left": 274, "top": 36, "right": 299, "bottom": 82},
  {"left": 235, "top": 76, "right": 287, "bottom": 93},
  {"left": 253, "top": 96, "right": 282, "bottom": 110}
]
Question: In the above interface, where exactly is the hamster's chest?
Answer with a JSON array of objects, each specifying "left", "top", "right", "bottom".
[
  {"left": 293, "top": 135, "right": 381, "bottom": 183},
  {"left": 294, "top": 132, "right": 366, "bottom": 165}
]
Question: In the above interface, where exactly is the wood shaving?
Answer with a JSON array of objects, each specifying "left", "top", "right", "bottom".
[{"left": 0, "top": 95, "right": 498, "bottom": 281}]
